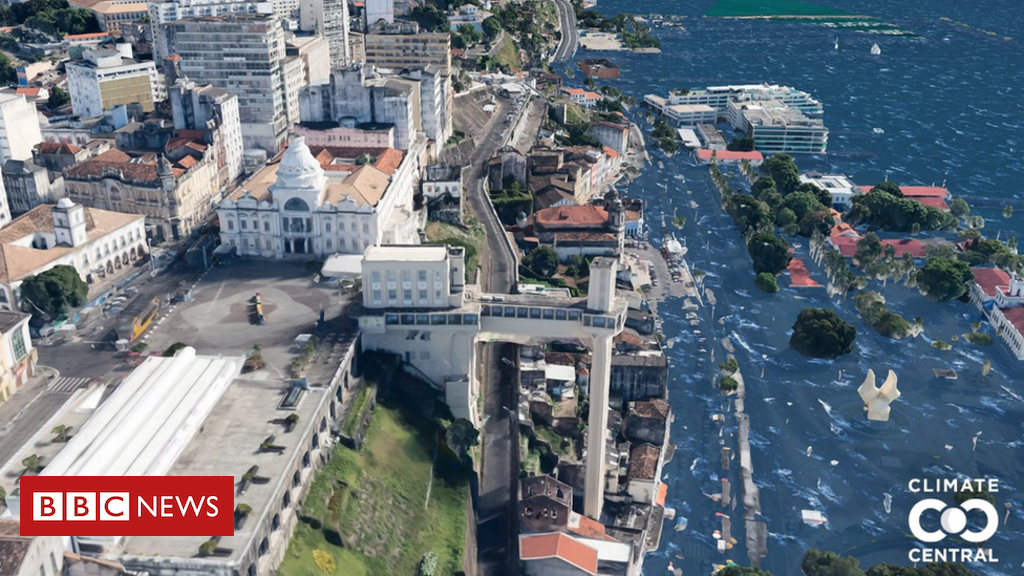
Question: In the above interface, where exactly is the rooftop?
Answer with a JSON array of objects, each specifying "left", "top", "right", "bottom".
[
  {"left": 695, "top": 149, "right": 764, "bottom": 162},
  {"left": 0, "top": 533, "right": 31, "bottom": 576},
  {"left": 629, "top": 398, "right": 670, "bottom": 419},
  {"left": 364, "top": 244, "right": 449, "bottom": 262},
  {"left": 831, "top": 237, "right": 930, "bottom": 259},
  {"left": 973, "top": 267, "right": 1011, "bottom": 298},
  {"left": 628, "top": 443, "right": 660, "bottom": 480},
  {"left": 857, "top": 185, "right": 950, "bottom": 197},
  {"left": 787, "top": 257, "right": 822, "bottom": 288},
  {"left": 519, "top": 532, "right": 598, "bottom": 575},
  {"left": 0, "top": 310, "right": 29, "bottom": 334},
  {"left": 1000, "top": 307, "right": 1024, "bottom": 334},
  {"left": 534, "top": 205, "right": 609, "bottom": 229}
]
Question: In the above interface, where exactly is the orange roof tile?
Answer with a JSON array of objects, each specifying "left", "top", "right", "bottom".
[
  {"left": 534, "top": 205, "right": 609, "bottom": 229},
  {"left": 656, "top": 482, "right": 667, "bottom": 507},
  {"left": 972, "top": 267, "right": 1011, "bottom": 298},
  {"left": 520, "top": 533, "right": 598, "bottom": 575},
  {"left": 786, "top": 258, "right": 821, "bottom": 288}
]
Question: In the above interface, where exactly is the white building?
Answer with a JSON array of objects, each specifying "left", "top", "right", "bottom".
[
  {"left": 169, "top": 81, "right": 245, "bottom": 187},
  {"left": 0, "top": 310, "right": 35, "bottom": 403},
  {"left": 0, "top": 93, "right": 42, "bottom": 168},
  {"left": 0, "top": 199, "right": 146, "bottom": 311},
  {"left": 0, "top": 522, "right": 65, "bottom": 576},
  {"left": 149, "top": 0, "right": 274, "bottom": 63},
  {"left": 726, "top": 99, "right": 828, "bottom": 154},
  {"left": 364, "top": 0, "right": 393, "bottom": 25},
  {"left": 66, "top": 48, "right": 163, "bottom": 119},
  {"left": 799, "top": 173, "right": 859, "bottom": 208},
  {"left": 298, "top": 0, "right": 349, "bottom": 66},
  {"left": 646, "top": 83, "right": 823, "bottom": 115},
  {"left": 664, "top": 104, "right": 716, "bottom": 126},
  {"left": 969, "top": 268, "right": 1024, "bottom": 360},
  {"left": 217, "top": 135, "right": 422, "bottom": 258}
]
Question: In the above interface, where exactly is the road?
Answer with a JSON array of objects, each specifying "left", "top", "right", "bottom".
[
  {"left": 457, "top": 91, "right": 521, "bottom": 574},
  {"left": 551, "top": 0, "right": 579, "bottom": 63}
]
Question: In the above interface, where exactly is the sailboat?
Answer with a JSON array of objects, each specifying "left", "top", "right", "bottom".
[
  {"left": 870, "top": 43, "right": 881, "bottom": 55},
  {"left": 834, "top": 37, "right": 839, "bottom": 50}
]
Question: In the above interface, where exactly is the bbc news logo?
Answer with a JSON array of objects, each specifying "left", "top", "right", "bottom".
[
  {"left": 907, "top": 478, "right": 999, "bottom": 563},
  {"left": 20, "top": 476, "right": 235, "bottom": 537}
]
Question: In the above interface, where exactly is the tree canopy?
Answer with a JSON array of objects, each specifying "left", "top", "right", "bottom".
[
  {"left": 523, "top": 246, "right": 558, "bottom": 278},
  {"left": 409, "top": 5, "right": 448, "bottom": 33},
  {"left": 754, "top": 272, "right": 779, "bottom": 293},
  {"left": 747, "top": 231, "right": 791, "bottom": 275},
  {"left": 762, "top": 153, "right": 799, "bottom": 195},
  {"left": 802, "top": 549, "right": 865, "bottom": 576},
  {"left": 482, "top": 15, "right": 502, "bottom": 41},
  {"left": 20, "top": 265, "right": 87, "bottom": 318},
  {"left": 848, "top": 188, "right": 957, "bottom": 232},
  {"left": 916, "top": 257, "right": 973, "bottom": 301},
  {"left": 727, "top": 136, "right": 755, "bottom": 151},
  {"left": 790, "top": 308, "right": 856, "bottom": 359},
  {"left": 47, "top": 85, "right": 70, "bottom": 108}
]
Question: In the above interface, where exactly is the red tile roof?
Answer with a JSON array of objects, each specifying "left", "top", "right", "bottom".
[
  {"left": 831, "top": 237, "right": 927, "bottom": 259},
  {"left": 913, "top": 196, "right": 949, "bottom": 211},
  {"left": 65, "top": 32, "right": 110, "bottom": 40},
  {"left": 628, "top": 443, "right": 660, "bottom": 480},
  {"left": 656, "top": 482, "right": 667, "bottom": 507},
  {"left": 696, "top": 149, "right": 764, "bottom": 162},
  {"left": 857, "top": 185, "right": 950, "bottom": 197},
  {"left": 15, "top": 87, "right": 42, "bottom": 97},
  {"left": 36, "top": 142, "right": 83, "bottom": 155},
  {"left": 972, "top": 267, "right": 1011, "bottom": 298},
  {"left": 1000, "top": 307, "right": 1024, "bottom": 334},
  {"left": 535, "top": 205, "right": 609, "bottom": 229},
  {"left": 520, "top": 533, "right": 598, "bottom": 575},
  {"left": 569, "top": 514, "right": 616, "bottom": 541},
  {"left": 631, "top": 398, "right": 670, "bottom": 419},
  {"left": 787, "top": 258, "right": 821, "bottom": 288},
  {"left": 602, "top": 145, "right": 619, "bottom": 159}
]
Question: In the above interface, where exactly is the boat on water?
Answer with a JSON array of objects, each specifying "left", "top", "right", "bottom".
[
  {"left": 871, "top": 43, "right": 881, "bottom": 55},
  {"left": 801, "top": 510, "right": 827, "bottom": 526},
  {"left": 873, "top": 127, "right": 885, "bottom": 134},
  {"left": 663, "top": 234, "right": 687, "bottom": 257},
  {"left": 834, "top": 37, "right": 839, "bottom": 50},
  {"left": 674, "top": 516, "right": 688, "bottom": 531}
]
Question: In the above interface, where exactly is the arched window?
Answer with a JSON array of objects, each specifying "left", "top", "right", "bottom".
[
  {"left": 284, "top": 198, "right": 310, "bottom": 212},
  {"left": 325, "top": 221, "right": 332, "bottom": 232}
]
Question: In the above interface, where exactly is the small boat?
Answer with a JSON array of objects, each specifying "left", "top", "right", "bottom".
[
  {"left": 802, "top": 510, "right": 827, "bottom": 526},
  {"left": 674, "top": 516, "right": 688, "bottom": 531},
  {"left": 883, "top": 493, "right": 892, "bottom": 514},
  {"left": 834, "top": 36, "right": 839, "bottom": 50},
  {"left": 871, "top": 43, "right": 881, "bottom": 55},
  {"left": 873, "top": 127, "right": 885, "bottom": 134}
]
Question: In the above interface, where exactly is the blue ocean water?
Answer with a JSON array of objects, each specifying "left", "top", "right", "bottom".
[{"left": 573, "top": 0, "right": 1024, "bottom": 574}]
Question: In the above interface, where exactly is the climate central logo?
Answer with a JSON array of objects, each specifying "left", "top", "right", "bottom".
[
  {"left": 20, "top": 476, "right": 234, "bottom": 537},
  {"left": 906, "top": 478, "right": 1000, "bottom": 563}
]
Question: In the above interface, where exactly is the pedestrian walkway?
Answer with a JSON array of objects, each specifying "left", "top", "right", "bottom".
[{"left": 48, "top": 377, "right": 92, "bottom": 394}]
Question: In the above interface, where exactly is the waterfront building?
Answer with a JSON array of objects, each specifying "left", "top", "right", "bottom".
[
  {"left": 69, "top": 0, "right": 148, "bottom": 34},
  {"left": 562, "top": 87, "right": 602, "bottom": 108},
  {"left": 968, "top": 267, "right": 1024, "bottom": 360},
  {"left": 799, "top": 173, "right": 859, "bottom": 209},
  {"left": 726, "top": 99, "right": 828, "bottom": 154},
  {"left": 0, "top": 94, "right": 43, "bottom": 167},
  {"left": 365, "top": 21, "right": 451, "bottom": 75},
  {"left": 216, "top": 135, "right": 421, "bottom": 257},
  {"left": 587, "top": 121, "right": 629, "bottom": 156},
  {"left": 695, "top": 123, "right": 726, "bottom": 150},
  {"left": 0, "top": 199, "right": 146, "bottom": 310},
  {"left": 645, "top": 83, "right": 823, "bottom": 116},
  {"left": 694, "top": 149, "right": 764, "bottom": 166},
  {"left": 168, "top": 14, "right": 290, "bottom": 154},
  {"left": 856, "top": 184, "right": 951, "bottom": 211},
  {"left": 524, "top": 194, "right": 626, "bottom": 261},
  {"left": 66, "top": 48, "right": 163, "bottom": 119},
  {"left": 579, "top": 58, "right": 620, "bottom": 79},
  {"left": 0, "top": 310, "right": 35, "bottom": 403},
  {"left": 298, "top": 0, "right": 350, "bottom": 66},
  {"left": 149, "top": 0, "right": 273, "bottom": 63},
  {"left": 991, "top": 306, "right": 1024, "bottom": 360}
]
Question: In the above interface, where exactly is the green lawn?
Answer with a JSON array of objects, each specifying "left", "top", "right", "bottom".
[
  {"left": 492, "top": 33, "right": 522, "bottom": 71},
  {"left": 280, "top": 407, "right": 467, "bottom": 576},
  {"left": 425, "top": 219, "right": 486, "bottom": 277},
  {"left": 341, "top": 384, "right": 372, "bottom": 437},
  {"left": 705, "top": 0, "right": 848, "bottom": 17}
]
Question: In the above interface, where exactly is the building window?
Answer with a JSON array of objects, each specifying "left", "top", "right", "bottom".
[
  {"left": 372, "top": 289, "right": 381, "bottom": 303},
  {"left": 49, "top": 553, "right": 57, "bottom": 575},
  {"left": 12, "top": 329, "right": 27, "bottom": 360},
  {"left": 388, "top": 288, "right": 396, "bottom": 302},
  {"left": 240, "top": 219, "right": 247, "bottom": 230},
  {"left": 284, "top": 198, "right": 310, "bottom": 211},
  {"left": 326, "top": 239, "right": 332, "bottom": 249},
  {"left": 418, "top": 289, "right": 427, "bottom": 300},
  {"left": 325, "top": 221, "right": 332, "bottom": 232},
  {"left": 264, "top": 220, "right": 270, "bottom": 232},
  {"left": 418, "top": 270, "right": 427, "bottom": 282},
  {"left": 227, "top": 219, "right": 234, "bottom": 230}
]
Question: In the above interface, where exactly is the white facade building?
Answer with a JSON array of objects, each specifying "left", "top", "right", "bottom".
[
  {"left": 169, "top": 81, "right": 245, "bottom": 187},
  {"left": 66, "top": 48, "right": 162, "bottom": 119},
  {"left": 0, "top": 93, "right": 43, "bottom": 166},
  {"left": 149, "top": 0, "right": 274, "bottom": 64},
  {"left": 298, "top": 0, "right": 349, "bottom": 66},
  {"left": 217, "top": 135, "right": 422, "bottom": 258},
  {"left": 646, "top": 83, "right": 823, "bottom": 115},
  {"left": 0, "top": 199, "right": 146, "bottom": 311},
  {"left": 364, "top": 0, "right": 393, "bottom": 25},
  {"left": 726, "top": 99, "right": 828, "bottom": 154},
  {"left": 799, "top": 173, "right": 859, "bottom": 209}
]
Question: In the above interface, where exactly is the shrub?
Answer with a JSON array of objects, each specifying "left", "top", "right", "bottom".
[
  {"left": 130, "top": 342, "right": 148, "bottom": 353},
  {"left": 754, "top": 272, "right": 779, "bottom": 293},
  {"left": 312, "top": 549, "right": 336, "bottom": 573},
  {"left": 199, "top": 539, "right": 218, "bottom": 556},
  {"left": 931, "top": 340, "right": 951, "bottom": 350},
  {"left": 163, "top": 342, "right": 188, "bottom": 357},
  {"left": 235, "top": 503, "right": 252, "bottom": 516},
  {"left": 718, "top": 358, "right": 738, "bottom": 375},
  {"left": 963, "top": 332, "right": 993, "bottom": 346},
  {"left": 420, "top": 551, "right": 439, "bottom": 576},
  {"left": 720, "top": 376, "right": 738, "bottom": 392}
]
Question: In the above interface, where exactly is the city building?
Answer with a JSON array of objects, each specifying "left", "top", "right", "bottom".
[
  {"left": 644, "top": 84, "right": 823, "bottom": 116},
  {"left": 64, "top": 142, "right": 220, "bottom": 242},
  {"left": 726, "top": 99, "right": 828, "bottom": 154},
  {"left": 69, "top": 0, "right": 149, "bottom": 34},
  {"left": 448, "top": 3, "right": 492, "bottom": 32},
  {"left": 365, "top": 21, "right": 451, "bottom": 75},
  {"left": 0, "top": 93, "right": 43, "bottom": 166},
  {"left": 149, "top": 0, "right": 274, "bottom": 63},
  {"left": 800, "top": 173, "right": 859, "bottom": 209},
  {"left": 286, "top": 33, "right": 331, "bottom": 85},
  {"left": 400, "top": 64, "right": 453, "bottom": 145},
  {"left": 523, "top": 193, "right": 626, "bottom": 261},
  {"left": 0, "top": 199, "right": 146, "bottom": 311},
  {"left": 991, "top": 305, "right": 1024, "bottom": 360},
  {"left": 66, "top": 48, "right": 163, "bottom": 119},
  {"left": 694, "top": 149, "right": 764, "bottom": 166},
  {"left": 968, "top": 268, "right": 1024, "bottom": 360},
  {"left": 2, "top": 159, "right": 66, "bottom": 216},
  {"left": 0, "top": 311, "right": 34, "bottom": 403},
  {"left": 587, "top": 121, "right": 629, "bottom": 156},
  {"left": 292, "top": 122, "right": 396, "bottom": 149},
  {"left": 216, "top": 135, "right": 421, "bottom": 257},
  {"left": 298, "top": 0, "right": 349, "bottom": 66},
  {"left": 364, "top": 0, "right": 394, "bottom": 25},
  {"left": 0, "top": 522, "right": 64, "bottom": 576},
  {"left": 562, "top": 87, "right": 602, "bottom": 108},
  {"left": 579, "top": 58, "right": 619, "bottom": 79},
  {"left": 520, "top": 532, "right": 599, "bottom": 576},
  {"left": 695, "top": 123, "right": 726, "bottom": 150},
  {"left": 299, "top": 64, "right": 425, "bottom": 151},
  {"left": 1, "top": 340, "right": 358, "bottom": 576},
  {"left": 168, "top": 14, "right": 290, "bottom": 154},
  {"left": 969, "top": 267, "right": 1013, "bottom": 312},
  {"left": 420, "top": 163, "right": 462, "bottom": 223},
  {"left": 168, "top": 80, "right": 245, "bottom": 188}
]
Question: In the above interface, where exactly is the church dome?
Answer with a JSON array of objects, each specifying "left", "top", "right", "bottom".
[{"left": 273, "top": 136, "right": 325, "bottom": 191}]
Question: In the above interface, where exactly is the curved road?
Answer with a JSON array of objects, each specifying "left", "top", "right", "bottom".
[{"left": 551, "top": 0, "right": 578, "bottom": 63}]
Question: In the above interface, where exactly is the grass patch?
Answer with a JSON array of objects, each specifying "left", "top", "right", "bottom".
[
  {"left": 425, "top": 219, "right": 485, "bottom": 276},
  {"left": 281, "top": 407, "right": 467, "bottom": 576},
  {"left": 564, "top": 102, "right": 590, "bottom": 126},
  {"left": 492, "top": 33, "right": 522, "bottom": 71},
  {"left": 705, "top": 0, "right": 848, "bottom": 17},
  {"left": 534, "top": 424, "right": 571, "bottom": 457},
  {"left": 341, "top": 385, "right": 372, "bottom": 437}
]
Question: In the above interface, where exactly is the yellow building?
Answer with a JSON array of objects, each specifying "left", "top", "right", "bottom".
[
  {"left": 69, "top": 0, "right": 148, "bottom": 34},
  {"left": 0, "top": 310, "right": 35, "bottom": 404},
  {"left": 66, "top": 48, "right": 163, "bottom": 118}
]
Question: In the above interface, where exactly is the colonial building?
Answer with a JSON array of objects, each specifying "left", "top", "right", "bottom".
[
  {"left": 2, "top": 159, "right": 66, "bottom": 216},
  {"left": 420, "top": 163, "right": 461, "bottom": 223},
  {"left": 524, "top": 192, "right": 626, "bottom": 261},
  {"left": 0, "top": 311, "right": 35, "bottom": 403},
  {"left": 0, "top": 199, "right": 146, "bottom": 311},
  {"left": 216, "top": 135, "right": 421, "bottom": 258}
]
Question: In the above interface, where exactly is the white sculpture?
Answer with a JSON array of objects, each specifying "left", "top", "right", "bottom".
[{"left": 858, "top": 369, "right": 901, "bottom": 422}]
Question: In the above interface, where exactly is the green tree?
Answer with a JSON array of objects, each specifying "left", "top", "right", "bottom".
[
  {"left": 949, "top": 197, "right": 970, "bottom": 219},
  {"left": 754, "top": 272, "right": 780, "bottom": 293},
  {"left": 22, "top": 454, "right": 41, "bottom": 473},
  {"left": 790, "top": 308, "right": 857, "bottom": 359},
  {"left": 409, "top": 4, "right": 448, "bottom": 32},
  {"left": 872, "top": 180, "right": 903, "bottom": 197},
  {"left": 855, "top": 233, "right": 882, "bottom": 265},
  {"left": 762, "top": 153, "right": 800, "bottom": 195},
  {"left": 523, "top": 246, "right": 558, "bottom": 278},
  {"left": 751, "top": 176, "right": 777, "bottom": 202},
  {"left": 163, "top": 342, "right": 189, "bottom": 357},
  {"left": 727, "top": 136, "right": 755, "bottom": 152},
  {"left": 719, "top": 567, "right": 773, "bottom": 576},
  {"left": 445, "top": 418, "right": 480, "bottom": 460},
  {"left": 0, "top": 52, "right": 16, "bottom": 84},
  {"left": 458, "top": 23, "right": 481, "bottom": 44},
  {"left": 47, "top": 85, "right": 70, "bottom": 108},
  {"left": 801, "top": 549, "right": 866, "bottom": 576},
  {"left": 916, "top": 257, "right": 973, "bottom": 301},
  {"left": 20, "top": 265, "right": 88, "bottom": 318},
  {"left": 726, "top": 194, "right": 774, "bottom": 233},
  {"left": 718, "top": 358, "right": 738, "bottom": 374},
  {"left": 747, "top": 231, "right": 791, "bottom": 275},
  {"left": 719, "top": 376, "right": 738, "bottom": 392},
  {"left": 775, "top": 207, "right": 797, "bottom": 227},
  {"left": 482, "top": 15, "right": 502, "bottom": 41}
]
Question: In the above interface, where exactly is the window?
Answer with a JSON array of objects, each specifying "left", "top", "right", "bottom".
[
  {"left": 264, "top": 220, "right": 270, "bottom": 232},
  {"left": 240, "top": 219, "right": 247, "bottom": 230},
  {"left": 388, "top": 288, "right": 397, "bottom": 302},
  {"left": 325, "top": 221, "right": 332, "bottom": 232},
  {"left": 372, "top": 271, "right": 380, "bottom": 284},
  {"left": 326, "top": 239, "right": 332, "bottom": 249},
  {"left": 284, "top": 197, "right": 310, "bottom": 211},
  {"left": 418, "top": 270, "right": 427, "bottom": 281},
  {"left": 12, "top": 329, "right": 26, "bottom": 360},
  {"left": 419, "top": 289, "right": 427, "bottom": 300},
  {"left": 227, "top": 219, "right": 234, "bottom": 230},
  {"left": 372, "top": 289, "right": 382, "bottom": 303}
]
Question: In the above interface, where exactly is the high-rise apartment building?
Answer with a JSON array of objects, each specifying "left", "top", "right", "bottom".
[
  {"left": 149, "top": 0, "right": 274, "bottom": 64},
  {"left": 66, "top": 47, "right": 163, "bottom": 118},
  {"left": 298, "top": 0, "right": 349, "bottom": 66},
  {"left": 168, "top": 14, "right": 290, "bottom": 153},
  {"left": 365, "top": 21, "right": 451, "bottom": 75},
  {"left": 0, "top": 94, "right": 42, "bottom": 166}
]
